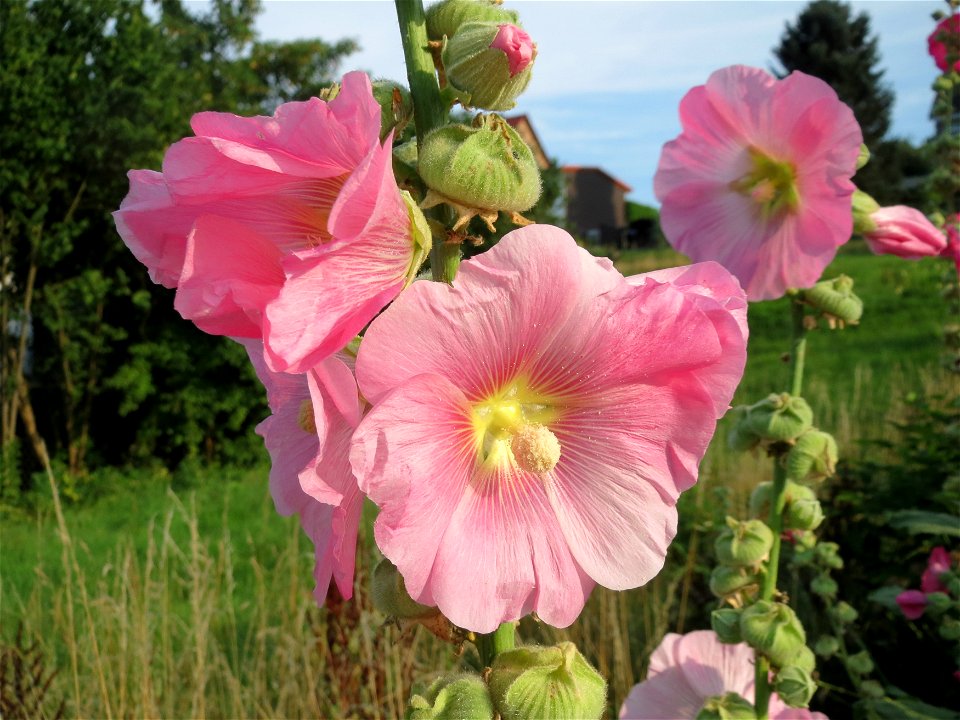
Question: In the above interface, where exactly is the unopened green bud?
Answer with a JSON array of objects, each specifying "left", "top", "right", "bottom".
[
  {"left": 784, "top": 495, "right": 824, "bottom": 532},
  {"left": 786, "top": 430, "right": 838, "bottom": 483},
  {"left": 749, "top": 482, "right": 773, "bottom": 519},
  {"left": 814, "top": 635, "right": 840, "bottom": 659},
  {"left": 695, "top": 692, "right": 756, "bottom": 720},
  {"left": 710, "top": 566, "right": 759, "bottom": 598},
  {"left": 804, "top": 275, "right": 863, "bottom": 326},
  {"left": 715, "top": 517, "right": 775, "bottom": 567},
  {"left": 860, "top": 680, "right": 885, "bottom": 699},
  {"left": 851, "top": 189, "right": 881, "bottom": 234},
  {"left": 790, "top": 645, "right": 817, "bottom": 675},
  {"left": 419, "top": 115, "right": 541, "bottom": 230},
  {"left": 791, "top": 530, "right": 818, "bottom": 551},
  {"left": 774, "top": 666, "right": 816, "bottom": 708},
  {"left": 830, "top": 601, "right": 858, "bottom": 625},
  {"left": 406, "top": 673, "right": 494, "bottom": 720},
  {"left": 939, "top": 618, "right": 960, "bottom": 640},
  {"left": 372, "top": 79, "right": 413, "bottom": 143},
  {"left": 845, "top": 651, "right": 874, "bottom": 676},
  {"left": 443, "top": 21, "right": 536, "bottom": 111},
  {"left": 426, "top": 0, "right": 519, "bottom": 41},
  {"left": 811, "top": 574, "right": 838, "bottom": 599},
  {"left": 925, "top": 591, "right": 952, "bottom": 614},
  {"left": 742, "top": 393, "right": 814, "bottom": 444},
  {"left": 740, "top": 600, "right": 807, "bottom": 668},
  {"left": 856, "top": 144, "right": 871, "bottom": 171},
  {"left": 488, "top": 643, "right": 606, "bottom": 720},
  {"left": 728, "top": 406, "right": 761, "bottom": 452},
  {"left": 815, "top": 542, "right": 844, "bottom": 570},
  {"left": 372, "top": 558, "right": 438, "bottom": 620},
  {"left": 393, "top": 139, "right": 419, "bottom": 186},
  {"left": 711, "top": 608, "right": 744, "bottom": 644}
]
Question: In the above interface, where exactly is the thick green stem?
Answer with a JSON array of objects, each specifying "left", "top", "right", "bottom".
[
  {"left": 394, "top": 0, "right": 460, "bottom": 282},
  {"left": 754, "top": 296, "right": 809, "bottom": 719},
  {"left": 476, "top": 622, "right": 516, "bottom": 667}
]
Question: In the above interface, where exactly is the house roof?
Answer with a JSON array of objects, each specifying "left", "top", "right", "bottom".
[
  {"left": 505, "top": 115, "right": 550, "bottom": 169},
  {"left": 561, "top": 165, "right": 632, "bottom": 193}
]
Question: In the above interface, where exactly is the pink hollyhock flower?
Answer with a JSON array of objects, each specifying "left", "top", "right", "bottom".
[
  {"left": 928, "top": 15, "right": 960, "bottom": 73},
  {"left": 349, "top": 225, "right": 747, "bottom": 632},
  {"left": 490, "top": 24, "right": 535, "bottom": 76},
  {"left": 619, "top": 631, "right": 827, "bottom": 719},
  {"left": 863, "top": 206, "right": 947, "bottom": 259},
  {"left": 242, "top": 340, "right": 364, "bottom": 602},
  {"left": 655, "top": 65, "right": 862, "bottom": 301},
  {"left": 922, "top": 546, "right": 953, "bottom": 595},
  {"left": 114, "top": 72, "right": 427, "bottom": 374},
  {"left": 896, "top": 589, "right": 929, "bottom": 621}
]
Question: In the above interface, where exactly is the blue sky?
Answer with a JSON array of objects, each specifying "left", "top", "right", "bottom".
[{"left": 246, "top": 0, "right": 945, "bottom": 206}]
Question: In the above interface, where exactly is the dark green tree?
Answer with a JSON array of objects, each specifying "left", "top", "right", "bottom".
[{"left": 0, "top": 0, "right": 356, "bottom": 486}]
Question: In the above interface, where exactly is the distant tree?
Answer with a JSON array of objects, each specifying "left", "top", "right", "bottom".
[
  {"left": 0, "top": 0, "right": 356, "bottom": 484},
  {"left": 773, "top": 0, "right": 921, "bottom": 205}
]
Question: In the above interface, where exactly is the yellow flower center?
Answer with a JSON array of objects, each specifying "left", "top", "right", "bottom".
[
  {"left": 731, "top": 148, "right": 799, "bottom": 220},
  {"left": 471, "top": 379, "right": 561, "bottom": 474},
  {"left": 298, "top": 399, "right": 317, "bottom": 435}
]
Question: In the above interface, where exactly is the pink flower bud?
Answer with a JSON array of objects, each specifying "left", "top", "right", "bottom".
[
  {"left": 489, "top": 23, "right": 535, "bottom": 76},
  {"left": 864, "top": 206, "right": 947, "bottom": 259},
  {"left": 921, "top": 546, "right": 953, "bottom": 594},
  {"left": 896, "top": 589, "right": 928, "bottom": 620},
  {"left": 928, "top": 15, "right": 960, "bottom": 74},
  {"left": 941, "top": 213, "right": 960, "bottom": 276}
]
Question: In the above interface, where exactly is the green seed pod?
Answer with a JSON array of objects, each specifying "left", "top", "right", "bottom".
[
  {"left": 814, "top": 542, "right": 844, "bottom": 570},
  {"left": 790, "top": 645, "right": 817, "bottom": 675},
  {"left": 442, "top": 21, "right": 536, "bottom": 111},
  {"left": 925, "top": 591, "right": 952, "bottom": 614},
  {"left": 803, "top": 275, "right": 864, "bottom": 326},
  {"left": 405, "top": 673, "right": 495, "bottom": 720},
  {"left": 742, "top": 393, "right": 814, "bottom": 444},
  {"left": 784, "top": 496, "right": 824, "bottom": 532},
  {"left": 488, "top": 643, "right": 606, "bottom": 720},
  {"left": 393, "top": 139, "right": 419, "bottom": 186},
  {"left": 774, "top": 666, "right": 816, "bottom": 708},
  {"left": 419, "top": 115, "right": 541, "bottom": 224},
  {"left": 695, "top": 693, "right": 757, "bottom": 720},
  {"left": 810, "top": 574, "right": 838, "bottom": 600},
  {"left": 845, "top": 651, "right": 874, "bottom": 676},
  {"left": 739, "top": 600, "right": 807, "bottom": 669},
  {"left": 426, "top": 0, "right": 519, "bottom": 40},
  {"left": 814, "top": 635, "right": 840, "bottom": 659},
  {"left": 749, "top": 482, "right": 773, "bottom": 519},
  {"left": 829, "top": 601, "right": 858, "bottom": 625},
  {"left": 372, "top": 558, "right": 438, "bottom": 620},
  {"left": 715, "top": 517, "right": 775, "bottom": 567},
  {"left": 371, "top": 79, "right": 414, "bottom": 143},
  {"left": 711, "top": 608, "right": 744, "bottom": 644},
  {"left": 710, "top": 566, "right": 759, "bottom": 598},
  {"left": 786, "top": 430, "right": 838, "bottom": 483}
]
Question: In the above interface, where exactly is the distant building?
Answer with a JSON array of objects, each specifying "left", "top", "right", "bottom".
[
  {"left": 505, "top": 115, "right": 550, "bottom": 170},
  {"left": 561, "top": 166, "right": 632, "bottom": 245}
]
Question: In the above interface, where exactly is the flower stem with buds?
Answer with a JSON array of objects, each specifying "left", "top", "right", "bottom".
[{"left": 755, "top": 298, "right": 809, "bottom": 719}]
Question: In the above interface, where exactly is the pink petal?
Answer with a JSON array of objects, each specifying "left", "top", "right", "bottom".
[
  {"left": 673, "top": 631, "right": 755, "bottom": 700},
  {"left": 896, "top": 589, "right": 928, "bottom": 620}
]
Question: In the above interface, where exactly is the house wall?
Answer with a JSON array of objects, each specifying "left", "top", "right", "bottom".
[{"left": 565, "top": 170, "right": 626, "bottom": 242}]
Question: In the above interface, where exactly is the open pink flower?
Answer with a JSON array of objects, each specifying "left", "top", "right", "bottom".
[
  {"left": 896, "top": 589, "right": 929, "bottom": 621},
  {"left": 349, "top": 225, "right": 747, "bottom": 632},
  {"left": 114, "top": 72, "right": 425, "bottom": 373},
  {"left": 928, "top": 15, "right": 960, "bottom": 73},
  {"left": 655, "top": 65, "right": 862, "bottom": 301},
  {"left": 863, "top": 206, "right": 947, "bottom": 259},
  {"left": 620, "top": 631, "right": 827, "bottom": 719},
  {"left": 922, "top": 546, "right": 953, "bottom": 595},
  {"left": 242, "top": 340, "right": 363, "bottom": 602},
  {"left": 941, "top": 214, "right": 960, "bottom": 276}
]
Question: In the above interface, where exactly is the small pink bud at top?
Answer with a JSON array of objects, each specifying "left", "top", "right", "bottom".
[
  {"left": 896, "top": 589, "right": 928, "bottom": 621},
  {"left": 864, "top": 206, "right": 947, "bottom": 260},
  {"left": 922, "top": 546, "right": 953, "bottom": 594},
  {"left": 928, "top": 15, "right": 960, "bottom": 74},
  {"left": 490, "top": 23, "right": 535, "bottom": 76}
]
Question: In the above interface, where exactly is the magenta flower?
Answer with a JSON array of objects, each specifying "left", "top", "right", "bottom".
[
  {"left": 619, "top": 631, "right": 827, "bottom": 719},
  {"left": 921, "top": 546, "right": 953, "bottom": 595},
  {"left": 349, "top": 225, "right": 747, "bottom": 632},
  {"left": 655, "top": 65, "right": 862, "bottom": 301},
  {"left": 114, "top": 72, "right": 425, "bottom": 373},
  {"left": 896, "top": 589, "right": 929, "bottom": 621},
  {"left": 941, "top": 214, "right": 960, "bottom": 276},
  {"left": 863, "top": 206, "right": 947, "bottom": 259},
  {"left": 242, "top": 340, "right": 363, "bottom": 602},
  {"left": 928, "top": 15, "right": 960, "bottom": 73},
  {"left": 490, "top": 24, "right": 535, "bottom": 76}
]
